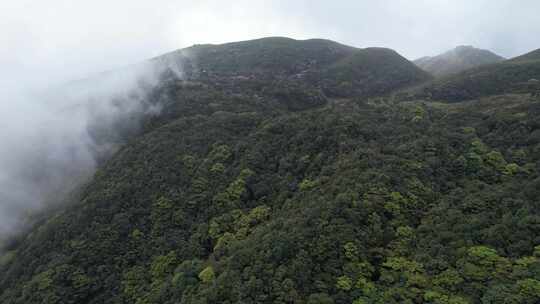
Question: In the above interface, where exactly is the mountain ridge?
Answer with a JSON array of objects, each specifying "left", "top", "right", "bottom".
[{"left": 168, "top": 37, "right": 432, "bottom": 99}]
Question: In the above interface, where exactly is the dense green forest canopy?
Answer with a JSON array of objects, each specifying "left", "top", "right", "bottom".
[{"left": 1, "top": 37, "right": 540, "bottom": 304}]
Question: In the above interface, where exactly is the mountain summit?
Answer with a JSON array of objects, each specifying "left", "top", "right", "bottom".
[
  {"left": 414, "top": 45, "right": 505, "bottom": 77},
  {"left": 169, "top": 37, "right": 431, "bottom": 99}
]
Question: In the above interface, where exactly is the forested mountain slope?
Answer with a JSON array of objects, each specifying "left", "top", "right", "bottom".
[
  {"left": 414, "top": 46, "right": 504, "bottom": 77},
  {"left": 1, "top": 37, "right": 540, "bottom": 304}
]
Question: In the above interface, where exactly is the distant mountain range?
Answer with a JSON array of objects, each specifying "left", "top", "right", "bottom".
[
  {"left": 414, "top": 45, "right": 505, "bottom": 77},
  {"left": 413, "top": 47, "right": 540, "bottom": 101}
]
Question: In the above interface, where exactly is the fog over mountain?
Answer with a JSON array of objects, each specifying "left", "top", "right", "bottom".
[{"left": 0, "top": 57, "right": 185, "bottom": 242}]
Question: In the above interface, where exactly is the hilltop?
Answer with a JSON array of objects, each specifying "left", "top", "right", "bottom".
[
  {"left": 174, "top": 37, "right": 431, "bottom": 99},
  {"left": 414, "top": 45, "right": 504, "bottom": 77},
  {"left": 408, "top": 48, "right": 540, "bottom": 102}
]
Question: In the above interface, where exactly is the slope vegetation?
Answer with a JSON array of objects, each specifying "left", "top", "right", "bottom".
[
  {"left": 317, "top": 47, "right": 431, "bottom": 97},
  {"left": 2, "top": 92, "right": 540, "bottom": 303}
]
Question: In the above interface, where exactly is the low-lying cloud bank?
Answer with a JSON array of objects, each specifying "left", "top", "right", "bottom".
[{"left": 0, "top": 54, "right": 185, "bottom": 247}]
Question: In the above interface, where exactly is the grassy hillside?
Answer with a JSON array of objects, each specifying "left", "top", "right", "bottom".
[
  {"left": 1, "top": 38, "right": 540, "bottom": 304},
  {"left": 413, "top": 48, "right": 540, "bottom": 102},
  {"left": 414, "top": 46, "right": 504, "bottom": 77}
]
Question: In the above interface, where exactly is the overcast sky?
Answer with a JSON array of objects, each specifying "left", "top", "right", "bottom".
[{"left": 2, "top": 0, "right": 540, "bottom": 89}]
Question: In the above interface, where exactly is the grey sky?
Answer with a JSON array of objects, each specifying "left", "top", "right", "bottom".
[{"left": 2, "top": 0, "right": 540, "bottom": 86}]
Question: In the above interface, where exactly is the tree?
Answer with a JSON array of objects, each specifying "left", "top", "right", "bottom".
[{"left": 198, "top": 266, "right": 215, "bottom": 283}]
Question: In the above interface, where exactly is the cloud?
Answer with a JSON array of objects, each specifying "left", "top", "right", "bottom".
[{"left": 0, "top": 53, "right": 183, "bottom": 245}]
